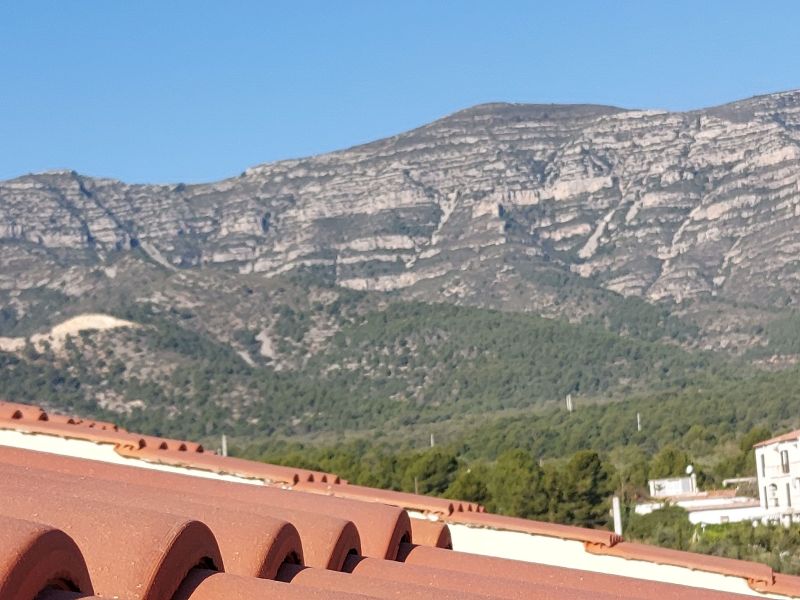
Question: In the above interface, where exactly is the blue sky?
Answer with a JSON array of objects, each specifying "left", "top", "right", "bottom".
[{"left": 2, "top": 1, "right": 799, "bottom": 183}]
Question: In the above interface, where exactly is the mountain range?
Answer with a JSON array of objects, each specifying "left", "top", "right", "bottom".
[{"left": 3, "top": 90, "right": 800, "bottom": 440}]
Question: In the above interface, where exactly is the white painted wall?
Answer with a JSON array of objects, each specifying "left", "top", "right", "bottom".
[
  {"left": 648, "top": 475, "right": 695, "bottom": 497},
  {"left": 687, "top": 505, "right": 766, "bottom": 525},
  {"left": 442, "top": 521, "right": 786, "bottom": 598},
  {"left": 0, "top": 429, "right": 263, "bottom": 485},
  {"left": 636, "top": 498, "right": 764, "bottom": 524},
  {"left": 406, "top": 512, "right": 790, "bottom": 599},
  {"left": 756, "top": 440, "right": 800, "bottom": 515}
]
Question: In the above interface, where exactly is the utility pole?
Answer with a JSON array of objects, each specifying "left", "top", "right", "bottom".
[
  {"left": 221, "top": 433, "right": 228, "bottom": 457},
  {"left": 636, "top": 412, "right": 642, "bottom": 432},
  {"left": 566, "top": 394, "right": 573, "bottom": 413},
  {"left": 430, "top": 433, "right": 435, "bottom": 448}
]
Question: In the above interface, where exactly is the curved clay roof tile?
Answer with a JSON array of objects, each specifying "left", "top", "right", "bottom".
[
  {"left": 396, "top": 543, "right": 751, "bottom": 600},
  {"left": 408, "top": 518, "right": 452, "bottom": 549},
  {"left": 0, "top": 447, "right": 359, "bottom": 571},
  {"left": 33, "top": 592, "right": 102, "bottom": 600},
  {"left": 0, "top": 517, "right": 94, "bottom": 600},
  {"left": 344, "top": 554, "right": 546, "bottom": 600},
  {"left": 584, "top": 541, "right": 775, "bottom": 588},
  {"left": 0, "top": 481, "right": 223, "bottom": 600},
  {"left": 114, "top": 447, "right": 335, "bottom": 484},
  {"left": 137, "top": 435, "right": 204, "bottom": 453},
  {"left": 0, "top": 412, "right": 149, "bottom": 449},
  {"left": 36, "top": 445, "right": 407, "bottom": 560},
  {"left": 46, "top": 413, "right": 120, "bottom": 431},
  {"left": 172, "top": 569, "right": 379, "bottom": 600},
  {"left": 0, "top": 400, "right": 49, "bottom": 421},
  {"left": 276, "top": 563, "right": 497, "bottom": 600},
  {"left": 294, "top": 480, "right": 484, "bottom": 516},
  {"left": 447, "top": 511, "right": 622, "bottom": 548},
  {"left": 0, "top": 462, "right": 304, "bottom": 581}
]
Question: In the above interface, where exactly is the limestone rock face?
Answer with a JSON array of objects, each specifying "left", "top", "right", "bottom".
[{"left": 3, "top": 91, "right": 800, "bottom": 314}]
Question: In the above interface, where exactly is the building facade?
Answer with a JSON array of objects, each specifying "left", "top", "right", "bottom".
[
  {"left": 648, "top": 475, "right": 697, "bottom": 498},
  {"left": 754, "top": 429, "right": 800, "bottom": 517}
]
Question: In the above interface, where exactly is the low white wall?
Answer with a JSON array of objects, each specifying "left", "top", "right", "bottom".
[
  {"left": 0, "top": 429, "right": 263, "bottom": 485},
  {"left": 688, "top": 506, "right": 766, "bottom": 525},
  {"left": 408, "top": 516, "right": 788, "bottom": 599}
]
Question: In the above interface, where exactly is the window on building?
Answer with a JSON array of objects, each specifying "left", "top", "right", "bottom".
[
  {"left": 761, "top": 453, "right": 767, "bottom": 477},
  {"left": 782, "top": 450, "right": 790, "bottom": 474},
  {"left": 771, "top": 483, "right": 779, "bottom": 507},
  {"left": 788, "top": 482, "right": 793, "bottom": 508},
  {"left": 765, "top": 486, "right": 769, "bottom": 509}
]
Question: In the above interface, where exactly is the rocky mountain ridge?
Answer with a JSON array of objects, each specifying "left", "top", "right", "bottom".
[{"left": 3, "top": 90, "right": 800, "bottom": 341}]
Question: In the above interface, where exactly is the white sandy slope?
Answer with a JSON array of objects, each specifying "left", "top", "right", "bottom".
[{"left": 0, "top": 313, "right": 138, "bottom": 352}]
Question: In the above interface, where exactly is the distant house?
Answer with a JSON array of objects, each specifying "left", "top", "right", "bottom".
[
  {"left": 754, "top": 429, "right": 800, "bottom": 519},
  {"left": 636, "top": 471, "right": 762, "bottom": 525},
  {"left": 648, "top": 475, "right": 697, "bottom": 498},
  {"left": 635, "top": 489, "right": 763, "bottom": 525}
]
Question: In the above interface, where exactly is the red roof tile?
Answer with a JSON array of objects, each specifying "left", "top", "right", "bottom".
[
  {"left": 753, "top": 429, "right": 800, "bottom": 447},
  {"left": 447, "top": 510, "right": 622, "bottom": 548},
  {"left": 0, "top": 446, "right": 359, "bottom": 570},
  {"left": 296, "top": 479, "right": 484, "bottom": 514},
  {"left": 277, "top": 562, "right": 498, "bottom": 599},
  {"left": 172, "top": 569, "right": 376, "bottom": 600},
  {"left": 396, "top": 543, "right": 753, "bottom": 600},
  {"left": 344, "top": 554, "right": 538, "bottom": 600},
  {"left": 0, "top": 400, "right": 345, "bottom": 486},
  {"left": 0, "top": 460, "right": 303, "bottom": 580},
  {"left": 45, "top": 412, "right": 120, "bottom": 431},
  {"left": 585, "top": 541, "right": 775, "bottom": 587},
  {"left": 0, "top": 481, "right": 223, "bottom": 600},
  {"left": 408, "top": 518, "right": 452, "bottom": 549},
  {"left": 1, "top": 399, "right": 796, "bottom": 599},
  {"left": 0, "top": 517, "right": 94, "bottom": 599},
  {"left": 116, "top": 444, "right": 339, "bottom": 485},
  {"left": 767, "top": 574, "right": 800, "bottom": 597},
  {"left": 137, "top": 434, "right": 205, "bottom": 452},
  {"left": 0, "top": 400, "right": 48, "bottom": 421}
]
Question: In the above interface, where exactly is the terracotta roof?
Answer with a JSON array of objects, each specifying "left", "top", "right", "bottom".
[
  {"left": 0, "top": 400, "right": 340, "bottom": 484},
  {"left": 394, "top": 543, "right": 753, "bottom": 600},
  {"left": 276, "top": 562, "right": 498, "bottom": 599},
  {"left": 0, "top": 460, "right": 304, "bottom": 579},
  {"left": 0, "top": 517, "right": 93, "bottom": 599},
  {"left": 172, "top": 569, "right": 382, "bottom": 600},
  {"left": 408, "top": 517, "right": 453, "bottom": 549},
  {"left": 585, "top": 541, "right": 775, "bottom": 587},
  {"left": 0, "top": 445, "right": 366, "bottom": 569},
  {"left": 295, "top": 479, "right": 484, "bottom": 515},
  {"left": 754, "top": 429, "right": 800, "bottom": 447},
  {"left": 2, "top": 399, "right": 799, "bottom": 599},
  {"left": 446, "top": 510, "right": 623, "bottom": 548},
  {"left": 0, "top": 484, "right": 223, "bottom": 599}
]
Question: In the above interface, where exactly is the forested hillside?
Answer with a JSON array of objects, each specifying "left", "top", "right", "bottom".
[{"left": 0, "top": 291, "right": 716, "bottom": 439}]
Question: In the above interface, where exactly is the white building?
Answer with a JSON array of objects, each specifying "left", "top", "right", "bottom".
[
  {"left": 648, "top": 475, "right": 697, "bottom": 497},
  {"left": 635, "top": 489, "right": 763, "bottom": 524},
  {"left": 754, "top": 429, "right": 800, "bottom": 519}
]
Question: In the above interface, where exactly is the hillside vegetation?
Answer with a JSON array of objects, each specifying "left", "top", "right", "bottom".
[{"left": 0, "top": 291, "right": 718, "bottom": 439}]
